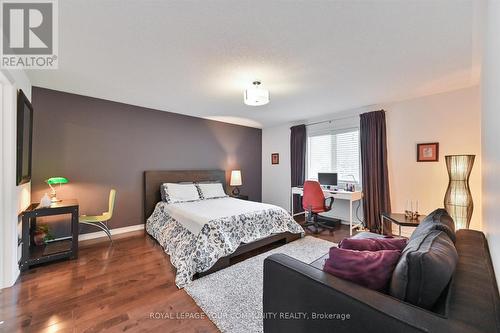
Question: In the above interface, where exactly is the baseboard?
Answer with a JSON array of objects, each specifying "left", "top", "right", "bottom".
[
  {"left": 1, "top": 266, "right": 20, "bottom": 290},
  {"left": 78, "top": 224, "right": 144, "bottom": 241}
]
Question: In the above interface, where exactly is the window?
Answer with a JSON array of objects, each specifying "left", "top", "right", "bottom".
[{"left": 307, "top": 128, "right": 361, "bottom": 183}]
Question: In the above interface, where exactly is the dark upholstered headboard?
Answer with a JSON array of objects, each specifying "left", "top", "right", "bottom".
[{"left": 143, "top": 169, "right": 227, "bottom": 222}]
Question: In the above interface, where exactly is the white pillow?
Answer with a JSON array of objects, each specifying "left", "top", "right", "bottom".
[
  {"left": 198, "top": 183, "right": 227, "bottom": 199},
  {"left": 162, "top": 183, "right": 200, "bottom": 203}
]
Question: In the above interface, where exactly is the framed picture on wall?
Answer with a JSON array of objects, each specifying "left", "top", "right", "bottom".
[
  {"left": 417, "top": 142, "right": 439, "bottom": 162},
  {"left": 271, "top": 153, "right": 279, "bottom": 165},
  {"left": 16, "top": 89, "right": 33, "bottom": 185}
]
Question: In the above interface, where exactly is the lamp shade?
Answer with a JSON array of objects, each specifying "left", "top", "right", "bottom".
[
  {"left": 444, "top": 155, "right": 475, "bottom": 229},
  {"left": 230, "top": 170, "right": 242, "bottom": 186},
  {"left": 46, "top": 177, "right": 68, "bottom": 185}
]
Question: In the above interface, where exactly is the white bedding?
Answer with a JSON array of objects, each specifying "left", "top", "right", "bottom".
[
  {"left": 146, "top": 197, "right": 304, "bottom": 287},
  {"left": 164, "top": 197, "right": 284, "bottom": 235}
]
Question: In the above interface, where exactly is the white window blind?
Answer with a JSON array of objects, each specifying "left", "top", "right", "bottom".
[{"left": 307, "top": 128, "right": 360, "bottom": 183}]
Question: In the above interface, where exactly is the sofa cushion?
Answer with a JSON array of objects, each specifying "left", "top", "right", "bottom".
[
  {"left": 324, "top": 247, "right": 401, "bottom": 291},
  {"left": 339, "top": 237, "right": 407, "bottom": 251},
  {"left": 390, "top": 229, "right": 458, "bottom": 309},
  {"left": 412, "top": 208, "right": 456, "bottom": 243}
]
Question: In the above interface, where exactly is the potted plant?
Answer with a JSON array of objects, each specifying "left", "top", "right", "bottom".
[{"left": 33, "top": 225, "right": 54, "bottom": 246}]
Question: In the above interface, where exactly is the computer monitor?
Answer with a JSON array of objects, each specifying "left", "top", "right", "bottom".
[{"left": 318, "top": 172, "right": 338, "bottom": 187}]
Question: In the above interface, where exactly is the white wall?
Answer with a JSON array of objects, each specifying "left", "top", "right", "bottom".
[
  {"left": 0, "top": 69, "right": 32, "bottom": 289},
  {"left": 481, "top": 0, "right": 500, "bottom": 288},
  {"left": 262, "top": 86, "right": 481, "bottom": 233},
  {"left": 385, "top": 86, "right": 481, "bottom": 231},
  {"left": 262, "top": 124, "right": 291, "bottom": 210}
]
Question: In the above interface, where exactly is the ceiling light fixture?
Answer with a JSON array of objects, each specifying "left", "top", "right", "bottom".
[{"left": 244, "top": 81, "right": 269, "bottom": 106}]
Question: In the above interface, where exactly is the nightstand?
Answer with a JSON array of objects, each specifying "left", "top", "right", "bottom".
[
  {"left": 19, "top": 199, "right": 79, "bottom": 271},
  {"left": 231, "top": 194, "right": 249, "bottom": 200}
]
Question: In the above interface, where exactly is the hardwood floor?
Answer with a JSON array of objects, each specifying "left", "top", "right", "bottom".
[{"left": 0, "top": 224, "right": 356, "bottom": 333}]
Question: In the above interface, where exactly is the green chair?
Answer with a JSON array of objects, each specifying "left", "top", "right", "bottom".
[{"left": 79, "top": 189, "right": 116, "bottom": 242}]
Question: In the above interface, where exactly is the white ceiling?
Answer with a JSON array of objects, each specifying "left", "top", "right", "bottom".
[{"left": 27, "top": 0, "right": 481, "bottom": 128}]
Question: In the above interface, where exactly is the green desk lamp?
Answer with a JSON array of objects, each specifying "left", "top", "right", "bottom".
[{"left": 46, "top": 177, "right": 68, "bottom": 202}]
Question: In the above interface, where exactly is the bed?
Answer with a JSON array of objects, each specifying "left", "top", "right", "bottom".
[{"left": 144, "top": 170, "right": 303, "bottom": 288}]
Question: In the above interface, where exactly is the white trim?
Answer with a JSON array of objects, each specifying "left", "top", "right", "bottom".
[
  {"left": 78, "top": 224, "right": 145, "bottom": 241},
  {"left": 307, "top": 125, "right": 360, "bottom": 137},
  {"left": 0, "top": 80, "right": 4, "bottom": 289},
  {"left": 0, "top": 73, "right": 21, "bottom": 289},
  {"left": 0, "top": 65, "right": 31, "bottom": 290}
]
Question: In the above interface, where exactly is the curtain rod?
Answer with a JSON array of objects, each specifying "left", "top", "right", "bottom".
[{"left": 305, "top": 109, "right": 384, "bottom": 127}]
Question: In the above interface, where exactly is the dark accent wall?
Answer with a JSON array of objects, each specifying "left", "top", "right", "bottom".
[{"left": 31, "top": 87, "right": 262, "bottom": 234}]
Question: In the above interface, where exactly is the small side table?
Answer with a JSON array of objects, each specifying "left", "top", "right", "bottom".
[
  {"left": 19, "top": 199, "right": 79, "bottom": 271},
  {"left": 231, "top": 194, "right": 249, "bottom": 200},
  {"left": 381, "top": 212, "right": 426, "bottom": 236}
]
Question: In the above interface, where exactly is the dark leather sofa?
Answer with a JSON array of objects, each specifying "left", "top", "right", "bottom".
[{"left": 263, "top": 229, "right": 500, "bottom": 333}]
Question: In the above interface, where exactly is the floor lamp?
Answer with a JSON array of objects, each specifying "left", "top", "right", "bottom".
[{"left": 444, "top": 155, "right": 475, "bottom": 229}]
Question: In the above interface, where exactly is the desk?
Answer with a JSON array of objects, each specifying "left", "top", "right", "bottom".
[
  {"left": 291, "top": 187, "right": 363, "bottom": 236},
  {"left": 19, "top": 199, "right": 79, "bottom": 271}
]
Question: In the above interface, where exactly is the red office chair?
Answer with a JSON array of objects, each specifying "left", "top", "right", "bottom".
[{"left": 302, "top": 180, "right": 337, "bottom": 234}]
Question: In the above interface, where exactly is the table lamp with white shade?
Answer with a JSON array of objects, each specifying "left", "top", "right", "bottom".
[{"left": 230, "top": 170, "right": 242, "bottom": 196}]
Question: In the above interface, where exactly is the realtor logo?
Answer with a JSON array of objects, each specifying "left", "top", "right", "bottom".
[{"left": 1, "top": 0, "right": 58, "bottom": 69}]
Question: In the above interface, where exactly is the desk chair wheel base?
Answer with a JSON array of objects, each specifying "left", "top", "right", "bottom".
[{"left": 303, "top": 216, "right": 339, "bottom": 235}]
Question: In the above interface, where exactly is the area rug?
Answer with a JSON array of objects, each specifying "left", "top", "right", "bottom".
[{"left": 184, "top": 236, "right": 335, "bottom": 333}]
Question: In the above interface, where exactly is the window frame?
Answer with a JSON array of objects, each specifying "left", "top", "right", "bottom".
[{"left": 306, "top": 125, "right": 362, "bottom": 187}]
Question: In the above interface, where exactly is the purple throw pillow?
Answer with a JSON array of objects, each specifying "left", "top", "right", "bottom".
[
  {"left": 323, "top": 247, "right": 401, "bottom": 291},
  {"left": 339, "top": 237, "right": 407, "bottom": 251}
]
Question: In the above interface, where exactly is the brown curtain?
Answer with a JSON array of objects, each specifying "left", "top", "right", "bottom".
[
  {"left": 360, "top": 110, "right": 392, "bottom": 234},
  {"left": 290, "top": 125, "right": 306, "bottom": 213}
]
